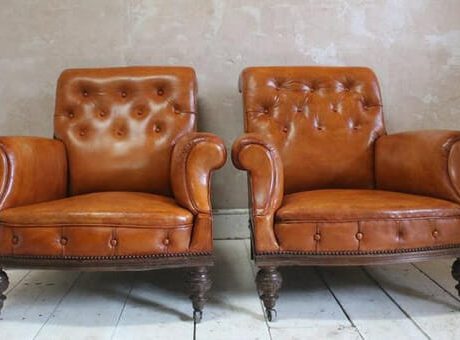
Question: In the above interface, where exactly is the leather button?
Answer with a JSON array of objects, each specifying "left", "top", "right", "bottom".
[
  {"left": 68, "top": 112, "right": 74, "bottom": 118},
  {"left": 155, "top": 126, "right": 161, "bottom": 133},
  {"left": 121, "top": 91, "right": 127, "bottom": 98},
  {"left": 297, "top": 108, "right": 302, "bottom": 113},
  {"left": 283, "top": 127, "right": 288, "bottom": 133},
  {"left": 432, "top": 230, "right": 439, "bottom": 238},
  {"left": 157, "top": 88, "right": 164, "bottom": 96},
  {"left": 110, "top": 239, "right": 118, "bottom": 247},
  {"left": 99, "top": 111, "right": 106, "bottom": 117},
  {"left": 60, "top": 237, "right": 68, "bottom": 246},
  {"left": 163, "top": 238, "right": 170, "bottom": 246},
  {"left": 356, "top": 232, "right": 363, "bottom": 240},
  {"left": 82, "top": 91, "right": 88, "bottom": 97},
  {"left": 263, "top": 108, "right": 269, "bottom": 114},
  {"left": 11, "top": 235, "right": 19, "bottom": 245},
  {"left": 313, "top": 233, "right": 321, "bottom": 241},
  {"left": 137, "top": 110, "right": 143, "bottom": 116},
  {"left": 116, "top": 129, "right": 124, "bottom": 136},
  {"left": 79, "top": 130, "right": 86, "bottom": 136}
]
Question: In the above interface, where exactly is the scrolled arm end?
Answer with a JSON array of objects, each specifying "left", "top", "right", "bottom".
[
  {"left": 232, "top": 133, "right": 284, "bottom": 215},
  {"left": 171, "top": 132, "right": 227, "bottom": 215}
]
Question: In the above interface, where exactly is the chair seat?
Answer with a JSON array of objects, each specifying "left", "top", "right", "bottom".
[
  {"left": 0, "top": 192, "right": 194, "bottom": 257},
  {"left": 274, "top": 189, "right": 460, "bottom": 253}
]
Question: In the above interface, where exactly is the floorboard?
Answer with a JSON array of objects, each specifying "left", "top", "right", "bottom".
[
  {"left": 1, "top": 243, "right": 460, "bottom": 339},
  {"left": 366, "top": 263, "right": 460, "bottom": 339}
]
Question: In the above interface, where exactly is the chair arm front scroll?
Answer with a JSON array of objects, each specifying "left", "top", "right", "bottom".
[
  {"left": 0, "top": 136, "right": 68, "bottom": 211},
  {"left": 232, "top": 133, "right": 284, "bottom": 253},
  {"left": 375, "top": 130, "right": 460, "bottom": 203},
  {"left": 171, "top": 132, "right": 226, "bottom": 252}
]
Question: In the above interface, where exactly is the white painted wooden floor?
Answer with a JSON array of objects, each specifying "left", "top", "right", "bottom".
[{"left": 1, "top": 239, "right": 460, "bottom": 340}]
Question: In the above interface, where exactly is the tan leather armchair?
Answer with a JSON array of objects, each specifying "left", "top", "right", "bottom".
[
  {"left": 232, "top": 66, "right": 460, "bottom": 321},
  {"left": 0, "top": 67, "right": 226, "bottom": 322}
]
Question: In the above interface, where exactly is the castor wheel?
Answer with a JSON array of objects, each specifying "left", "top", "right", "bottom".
[
  {"left": 266, "top": 308, "right": 277, "bottom": 322},
  {"left": 193, "top": 310, "right": 203, "bottom": 323}
]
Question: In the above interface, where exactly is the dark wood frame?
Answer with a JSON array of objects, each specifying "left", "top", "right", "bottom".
[
  {"left": 248, "top": 222, "right": 460, "bottom": 321},
  {"left": 0, "top": 254, "right": 213, "bottom": 323}
]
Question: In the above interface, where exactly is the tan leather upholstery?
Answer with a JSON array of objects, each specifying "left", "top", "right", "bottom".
[
  {"left": 239, "top": 66, "right": 385, "bottom": 194},
  {"left": 0, "top": 67, "right": 226, "bottom": 258},
  {"left": 275, "top": 190, "right": 460, "bottom": 253},
  {"left": 0, "top": 137, "right": 67, "bottom": 210},
  {"left": 233, "top": 66, "right": 460, "bottom": 255},
  {"left": 54, "top": 67, "right": 197, "bottom": 196},
  {"left": 0, "top": 192, "right": 193, "bottom": 257},
  {"left": 376, "top": 130, "right": 460, "bottom": 203}
]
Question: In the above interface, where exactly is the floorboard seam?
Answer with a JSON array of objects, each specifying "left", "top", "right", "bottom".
[
  {"left": 315, "top": 267, "right": 365, "bottom": 340},
  {"left": 5, "top": 270, "right": 31, "bottom": 295},
  {"left": 361, "top": 267, "right": 432, "bottom": 340},
  {"left": 32, "top": 272, "right": 83, "bottom": 340},
  {"left": 109, "top": 281, "right": 134, "bottom": 340},
  {"left": 411, "top": 263, "right": 460, "bottom": 303}
]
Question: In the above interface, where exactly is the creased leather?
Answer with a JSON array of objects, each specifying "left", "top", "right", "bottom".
[
  {"left": 54, "top": 66, "right": 197, "bottom": 196},
  {"left": 171, "top": 132, "right": 226, "bottom": 215},
  {"left": 239, "top": 66, "right": 385, "bottom": 193},
  {"left": 274, "top": 189, "right": 460, "bottom": 253},
  {"left": 232, "top": 133, "right": 283, "bottom": 252},
  {"left": 170, "top": 132, "right": 227, "bottom": 252},
  {"left": 0, "top": 136, "right": 67, "bottom": 211},
  {"left": 376, "top": 130, "right": 460, "bottom": 203}
]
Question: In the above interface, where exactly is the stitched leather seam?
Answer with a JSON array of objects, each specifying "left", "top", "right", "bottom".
[
  {"left": 239, "top": 140, "right": 279, "bottom": 216},
  {"left": 0, "top": 223, "right": 193, "bottom": 229},
  {"left": 448, "top": 139, "right": 460, "bottom": 199},
  {"left": 257, "top": 243, "right": 460, "bottom": 256},
  {"left": 0, "top": 143, "right": 12, "bottom": 210},
  {"left": 182, "top": 135, "right": 209, "bottom": 214},
  {"left": 275, "top": 215, "right": 460, "bottom": 224}
]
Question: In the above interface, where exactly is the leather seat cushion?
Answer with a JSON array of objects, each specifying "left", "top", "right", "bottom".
[
  {"left": 274, "top": 189, "right": 460, "bottom": 253},
  {"left": 0, "top": 192, "right": 195, "bottom": 257}
]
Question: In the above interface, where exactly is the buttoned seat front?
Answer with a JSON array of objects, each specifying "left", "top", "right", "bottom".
[
  {"left": 0, "top": 192, "right": 194, "bottom": 257},
  {"left": 0, "top": 67, "right": 226, "bottom": 322},
  {"left": 275, "top": 190, "right": 460, "bottom": 253}
]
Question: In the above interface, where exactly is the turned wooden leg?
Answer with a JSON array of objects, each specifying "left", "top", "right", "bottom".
[
  {"left": 452, "top": 258, "right": 460, "bottom": 296},
  {"left": 188, "top": 266, "right": 212, "bottom": 323},
  {"left": 0, "top": 268, "right": 9, "bottom": 313},
  {"left": 256, "top": 266, "right": 282, "bottom": 322}
]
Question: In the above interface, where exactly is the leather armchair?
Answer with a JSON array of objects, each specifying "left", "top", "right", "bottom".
[
  {"left": 0, "top": 67, "right": 226, "bottom": 322},
  {"left": 232, "top": 66, "right": 460, "bottom": 321}
]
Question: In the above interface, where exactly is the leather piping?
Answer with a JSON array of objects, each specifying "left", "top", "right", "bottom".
[
  {"left": 0, "top": 143, "right": 11, "bottom": 209},
  {"left": 257, "top": 243, "right": 460, "bottom": 256},
  {"left": 448, "top": 139, "right": 460, "bottom": 199}
]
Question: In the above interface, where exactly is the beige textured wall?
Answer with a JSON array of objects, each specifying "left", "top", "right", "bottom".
[{"left": 1, "top": 0, "right": 459, "bottom": 209}]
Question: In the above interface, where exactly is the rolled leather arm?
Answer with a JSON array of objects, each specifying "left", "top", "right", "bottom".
[
  {"left": 232, "top": 133, "right": 284, "bottom": 252},
  {"left": 171, "top": 132, "right": 226, "bottom": 215},
  {"left": 375, "top": 130, "right": 460, "bottom": 203},
  {"left": 0, "top": 136, "right": 68, "bottom": 210}
]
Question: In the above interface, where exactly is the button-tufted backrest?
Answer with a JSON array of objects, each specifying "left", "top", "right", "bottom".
[
  {"left": 54, "top": 67, "right": 197, "bottom": 196},
  {"left": 239, "top": 66, "right": 386, "bottom": 194}
]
